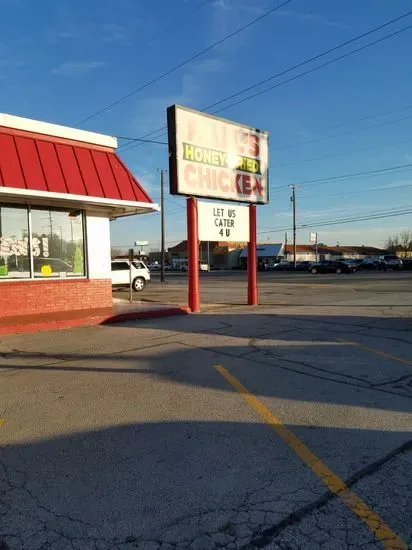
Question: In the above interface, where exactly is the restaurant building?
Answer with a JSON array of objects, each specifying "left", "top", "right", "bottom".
[{"left": 0, "top": 113, "right": 158, "bottom": 320}]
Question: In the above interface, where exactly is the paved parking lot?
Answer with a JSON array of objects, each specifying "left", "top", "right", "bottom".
[
  {"left": 119, "top": 270, "right": 412, "bottom": 309},
  {"left": 1, "top": 273, "right": 411, "bottom": 549}
]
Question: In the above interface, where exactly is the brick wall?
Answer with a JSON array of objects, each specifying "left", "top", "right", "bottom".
[{"left": 0, "top": 279, "right": 113, "bottom": 317}]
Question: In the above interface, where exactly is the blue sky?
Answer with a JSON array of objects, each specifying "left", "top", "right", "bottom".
[{"left": 1, "top": 0, "right": 411, "bottom": 250}]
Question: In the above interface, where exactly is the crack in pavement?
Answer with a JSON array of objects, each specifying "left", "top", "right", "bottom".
[
  {"left": 179, "top": 341, "right": 412, "bottom": 401},
  {"left": 2, "top": 440, "right": 404, "bottom": 549},
  {"left": 247, "top": 440, "right": 412, "bottom": 549}
]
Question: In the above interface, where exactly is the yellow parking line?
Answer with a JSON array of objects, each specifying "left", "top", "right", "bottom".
[
  {"left": 0, "top": 418, "right": 4, "bottom": 426},
  {"left": 338, "top": 338, "right": 412, "bottom": 367},
  {"left": 214, "top": 364, "right": 408, "bottom": 550}
]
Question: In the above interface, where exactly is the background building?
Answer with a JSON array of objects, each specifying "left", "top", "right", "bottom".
[{"left": 168, "top": 240, "right": 247, "bottom": 269}]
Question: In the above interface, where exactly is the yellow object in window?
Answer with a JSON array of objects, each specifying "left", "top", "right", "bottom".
[{"left": 40, "top": 264, "right": 53, "bottom": 276}]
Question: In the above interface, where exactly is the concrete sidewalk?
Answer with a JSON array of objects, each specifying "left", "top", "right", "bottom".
[{"left": 0, "top": 297, "right": 188, "bottom": 335}]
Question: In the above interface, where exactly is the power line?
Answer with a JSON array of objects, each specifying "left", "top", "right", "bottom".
[
  {"left": 257, "top": 206, "right": 412, "bottom": 236},
  {"left": 117, "top": 11, "right": 412, "bottom": 154},
  {"left": 75, "top": 0, "right": 292, "bottom": 126},
  {"left": 275, "top": 104, "right": 412, "bottom": 145},
  {"left": 317, "top": 183, "right": 412, "bottom": 200},
  {"left": 273, "top": 162, "right": 412, "bottom": 190},
  {"left": 276, "top": 111, "right": 412, "bottom": 152},
  {"left": 168, "top": 197, "right": 186, "bottom": 210},
  {"left": 212, "top": 23, "right": 412, "bottom": 116},
  {"left": 274, "top": 136, "right": 412, "bottom": 168},
  {"left": 205, "top": 11, "right": 412, "bottom": 113},
  {"left": 113, "top": 206, "right": 412, "bottom": 249},
  {"left": 117, "top": 136, "right": 168, "bottom": 145}
]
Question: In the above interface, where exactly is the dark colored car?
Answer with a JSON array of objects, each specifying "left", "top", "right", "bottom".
[
  {"left": 273, "top": 261, "right": 294, "bottom": 271},
  {"left": 380, "top": 255, "right": 403, "bottom": 270},
  {"left": 309, "top": 260, "right": 357, "bottom": 274},
  {"left": 295, "top": 261, "right": 313, "bottom": 271},
  {"left": 359, "top": 258, "right": 386, "bottom": 271},
  {"left": 402, "top": 259, "right": 412, "bottom": 270}
]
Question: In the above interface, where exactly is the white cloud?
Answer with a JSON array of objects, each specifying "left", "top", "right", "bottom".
[
  {"left": 47, "top": 21, "right": 137, "bottom": 46},
  {"left": 211, "top": 0, "right": 265, "bottom": 45},
  {"left": 52, "top": 61, "right": 106, "bottom": 77}
]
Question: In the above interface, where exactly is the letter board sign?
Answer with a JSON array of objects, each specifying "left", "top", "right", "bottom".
[
  {"left": 198, "top": 201, "right": 249, "bottom": 242},
  {"left": 167, "top": 105, "right": 269, "bottom": 204}
]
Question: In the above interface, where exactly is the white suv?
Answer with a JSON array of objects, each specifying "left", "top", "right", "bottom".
[{"left": 111, "top": 260, "right": 151, "bottom": 292}]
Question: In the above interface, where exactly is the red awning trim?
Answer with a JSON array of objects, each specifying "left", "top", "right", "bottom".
[{"left": 0, "top": 128, "right": 154, "bottom": 207}]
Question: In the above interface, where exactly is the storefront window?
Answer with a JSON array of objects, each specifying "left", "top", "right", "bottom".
[
  {"left": 31, "top": 208, "right": 85, "bottom": 278},
  {"left": 0, "top": 204, "right": 85, "bottom": 280},
  {"left": 0, "top": 206, "right": 30, "bottom": 278}
]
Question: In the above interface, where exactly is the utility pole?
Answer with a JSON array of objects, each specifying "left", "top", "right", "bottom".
[
  {"left": 284, "top": 232, "right": 288, "bottom": 261},
  {"left": 289, "top": 185, "right": 297, "bottom": 268},
  {"left": 158, "top": 168, "right": 167, "bottom": 283}
]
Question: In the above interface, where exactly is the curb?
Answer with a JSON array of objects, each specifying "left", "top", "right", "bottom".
[{"left": 0, "top": 307, "right": 190, "bottom": 336}]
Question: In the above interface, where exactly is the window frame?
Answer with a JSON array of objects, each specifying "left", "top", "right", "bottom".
[
  {"left": 111, "top": 262, "right": 130, "bottom": 271},
  {"left": 0, "top": 203, "right": 87, "bottom": 281}
]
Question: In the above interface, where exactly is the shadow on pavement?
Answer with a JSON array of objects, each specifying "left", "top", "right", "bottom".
[
  {"left": 1, "top": 313, "right": 411, "bottom": 411},
  {"left": 0, "top": 420, "right": 411, "bottom": 549},
  {"left": 1, "top": 308, "right": 412, "bottom": 548}
]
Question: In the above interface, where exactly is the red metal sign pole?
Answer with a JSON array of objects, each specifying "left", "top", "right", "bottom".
[
  {"left": 187, "top": 197, "right": 200, "bottom": 312},
  {"left": 248, "top": 204, "right": 258, "bottom": 305}
]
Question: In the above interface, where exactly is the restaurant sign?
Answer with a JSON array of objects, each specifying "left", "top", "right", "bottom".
[
  {"left": 167, "top": 105, "right": 269, "bottom": 204},
  {"left": 198, "top": 201, "right": 249, "bottom": 242}
]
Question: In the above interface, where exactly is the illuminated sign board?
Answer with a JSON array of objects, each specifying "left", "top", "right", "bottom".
[{"left": 167, "top": 105, "right": 269, "bottom": 204}]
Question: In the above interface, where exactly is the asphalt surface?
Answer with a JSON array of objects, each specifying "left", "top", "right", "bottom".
[
  {"left": 1, "top": 272, "right": 411, "bottom": 549},
  {"left": 118, "top": 270, "right": 412, "bottom": 308}
]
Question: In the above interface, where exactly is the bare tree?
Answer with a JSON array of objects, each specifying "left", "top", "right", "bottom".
[
  {"left": 111, "top": 248, "right": 124, "bottom": 259},
  {"left": 384, "top": 232, "right": 412, "bottom": 257},
  {"left": 384, "top": 234, "right": 400, "bottom": 254},
  {"left": 399, "top": 230, "right": 412, "bottom": 258}
]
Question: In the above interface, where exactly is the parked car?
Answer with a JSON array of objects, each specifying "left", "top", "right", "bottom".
[
  {"left": 295, "top": 261, "right": 313, "bottom": 271},
  {"left": 148, "top": 263, "right": 171, "bottom": 271},
  {"left": 402, "top": 259, "right": 412, "bottom": 270},
  {"left": 309, "top": 260, "right": 358, "bottom": 274},
  {"left": 111, "top": 259, "right": 150, "bottom": 291},
  {"left": 379, "top": 255, "right": 403, "bottom": 270},
  {"left": 359, "top": 258, "right": 386, "bottom": 271},
  {"left": 273, "top": 261, "right": 294, "bottom": 271}
]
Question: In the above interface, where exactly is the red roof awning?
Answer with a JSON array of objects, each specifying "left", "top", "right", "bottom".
[{"left": 0, "top": 125, "right": 157, "bottom": 216}]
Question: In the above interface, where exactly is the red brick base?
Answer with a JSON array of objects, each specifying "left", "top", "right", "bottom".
[{"left": 0, "top": 278, "right": 113, "bottom": 317}]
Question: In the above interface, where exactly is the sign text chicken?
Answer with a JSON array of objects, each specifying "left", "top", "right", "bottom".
[{"left": 167, "top": 105, "right": 269, "bottom": 204}]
